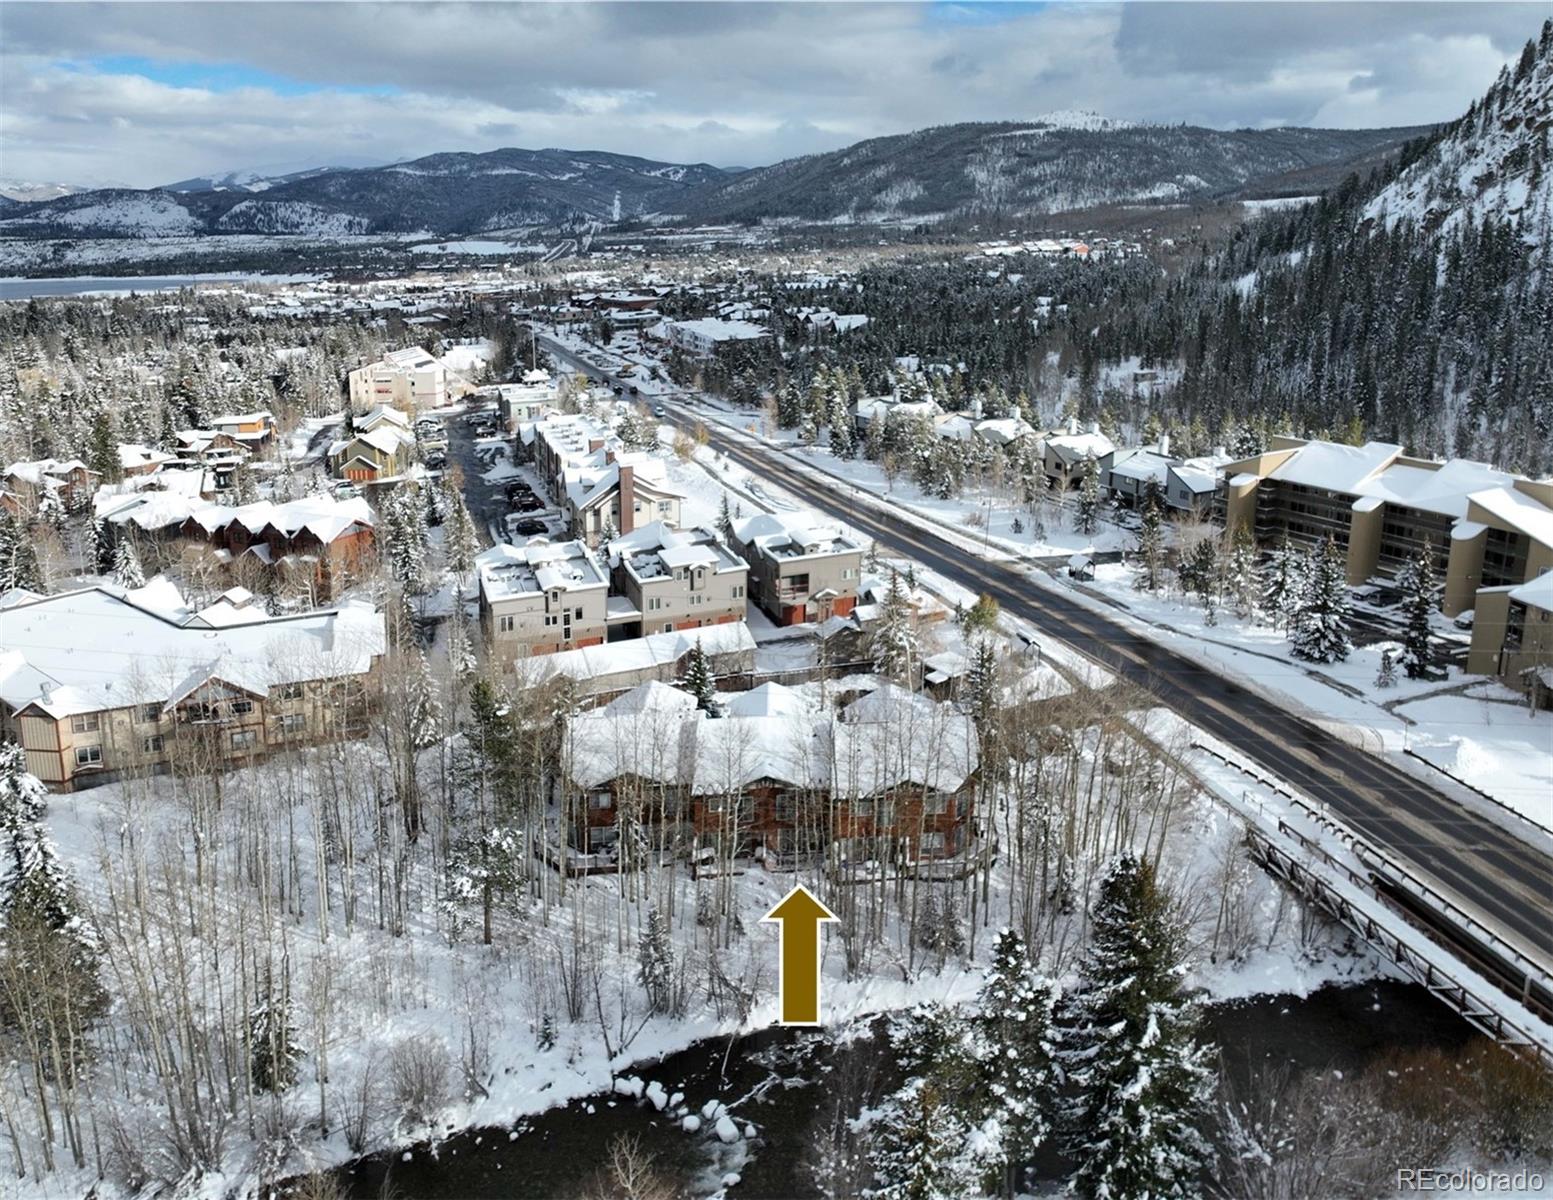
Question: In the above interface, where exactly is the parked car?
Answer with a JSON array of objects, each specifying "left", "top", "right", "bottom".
[
  {"left": 332, "top": 482, "right": 361, "bottom": 500},
  {"left": 630, "top": 385, "right": 640, "bottom": 396},
  {"left": 511, "top": 517, "right": 549, "bottom": 536},
  {"left": 424, "top": 452, "right": 447, "bottom": 470}
]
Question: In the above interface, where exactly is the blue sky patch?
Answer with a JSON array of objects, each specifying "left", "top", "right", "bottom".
[{"left": 63, "top": 55, "right": 400, "bottom": 97}]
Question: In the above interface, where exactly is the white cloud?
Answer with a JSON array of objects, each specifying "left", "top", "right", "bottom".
[{"left": 1, "top": 2, "right": 1546, "bottom": 187}]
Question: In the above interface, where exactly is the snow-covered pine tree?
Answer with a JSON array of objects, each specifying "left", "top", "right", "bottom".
[
  {"left": 89, "top": 517, "right": 114, "bottom": 574},
  {"left": 0, "top": 743, "right": 107, "bottom": 1079},
  {"left": 637, "top": 907, "right": 676, "bottom": 1015},
  {"left": 718, "top": 493, "right": 736, "bottom": 544},
  {"left": 248, "top": 980, "right": 302, "bottom": 1092},
  {"left": 1134, "top": 483, "right": 1166, "bottom": 593},
  {"left": 1376, "top": 649, "right": 1398, "bottom": 689},
  {"left": 0, "top": 509, "right": 44, "bottom": 594},
  {"left": 867, "top": 1077, "right": 985, "bottom": 1200},
  {"left": 828, "top": 388, "right": 856, "bottom": 459},
  {"left": 1075, "top": 464, "right": 1103, "bottom": 536},
  {"left": 1396, "top": 545, "right": 1438, "bottom": 679},
  {"left": 443, "top": 486, "right": 480, "bottom": 581},
  {"left": 408, "top": 652, "right": 445, "bottom": 749},
  {"left": 423, "top": 474, "right": 446, "bottom": 527},
  {"left": 111, "top": 537, "right": 146, "bottom": 590},
  {"left": 976, "top": 930, "right": 1060, "bottom": 1199},
  {"left": 680, "top": 641, "right": 722, "bottom": 716},
  {"left": 1225, "top": 528, "right": 1259, "bottom": 619},
  {"left": 1290, "top": 537, "right": 1353, "bottom": 664},
  {"left": 1062, "top": 852, "right": 1214, "bottom": 1200},
  {"left": 1260, "top": 537, "right": 1305, "bottom": 631},
  {"left": 872, "top": 570, "right": 918, "bottom": 682},
  {"left": 961, "top": 639, "right": 999, "bottom": 731}
]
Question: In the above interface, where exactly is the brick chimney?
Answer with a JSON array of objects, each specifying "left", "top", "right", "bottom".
[{"left": 619, "top": 464, "right": 636, "bottom": 534}]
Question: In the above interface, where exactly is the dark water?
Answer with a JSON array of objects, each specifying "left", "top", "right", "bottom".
[{"left": 334, "top": 981, "right": 1473, "bottom": 1200}]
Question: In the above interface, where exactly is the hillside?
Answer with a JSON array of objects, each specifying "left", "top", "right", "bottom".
[
  {"left": 673, "top": 114, "right": 1430, "bottom": 223},
  {"left": 1363, "top": 23, "right": 1553, "bottom": 238},
  {"left": 0, "top": 147, "right": 736, "bottom": 238}
]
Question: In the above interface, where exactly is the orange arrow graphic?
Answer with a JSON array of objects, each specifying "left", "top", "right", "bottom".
[{"left": 762, "top": 884, "right": 838, "bottom": 1026}]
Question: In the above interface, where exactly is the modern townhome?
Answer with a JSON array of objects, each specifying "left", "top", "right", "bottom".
[
  {"left": 327, "top": 407, "right": 417, "bottom": 482},
  {"left": 348, "top": 346, "right": 460, "bottom": 412},
  {"left": 0, "top": 584, "right": 385, "bottom": 791},
  {"left": 605, "top": 522, "right": 749, "bottom": 639},
  {"left": 1219, "top": 436, "right": 1553, "bottom": 616},
  {"left": 563, "top": 453, "right": 686, "bottom": 544},
  {"left": 731, "top": 510, "right": 863, "bottom": 626},
  {"left": 474, "top": 539, "right": 610, "bottom": 659},
  {"left": 209, "top": 410, "right": 276, "bottom": 451},
  {"left": 560, "top": 679, "right": 979, "bottom": 865},
  {"left": 1043, "top": 424, "right": 1117, "bottom": 489},
  {"left": 493, "top": 372, "right": 556, "bottom": 431}
]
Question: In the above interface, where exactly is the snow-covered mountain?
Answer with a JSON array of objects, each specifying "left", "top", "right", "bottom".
[
  {"left": 1363, "top": 21, "right": 1552, "bottom": 238},
  {"left": 0, "top": 179, "right": 93, "bottom": 203},
  {"left": 675, "top": 117, "right": 1431, "bottom": 223},
  {"left": 0, "top": 147, "right": 736, "bottom": 238}
]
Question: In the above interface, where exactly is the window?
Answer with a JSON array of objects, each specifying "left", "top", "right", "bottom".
[
  {"left": 574, "top": 607, "right": 583, "bottom": 620},
  {"left": 279, "top": 682, "right": 304, "bottom": 700},
  {"left": 842, "top": 568, "right": 856, "bottom": 580},
  {"left": 70, "top": 713, "right": 100, "bottom": 734},
  {"left": 924, "top": 793, "right": 950, "bottom": 816},
  {"left": 733, "top": 585, "right": 745, "bottom": 599},
  {"left": 919, "top": 830, "right": 946, "bottom": 854},
  {"left": 872, "top": 800, "right": 896, "bottom": 827},
  {"left": 278, "top": 713, "right": 306, "bottom": 735},
  {"left": 74, "top": 745, "right": 103, "bottom": 767},
  {"left": 658, "top": 501, "right": 672, "bottom": 515},
  {"left": 590, "top": 790, "right": 613, "bottom": 810},
  {"left": 231, "top": 699, "right": 254, "bottom": 716},
  {"left": 663, "top": 623, "right": 673, "bottom": 634},
  {"left": 142, "top": 735, "right": 165, "bottom": 754},
  {"left": 140, "top": 703, "right": 163, "bottom": 723},
  {"left": 544, "top": 614, "right": 559, "bottom": 627},
  {"left": 498, "top": 614, "right": 516, "bottom": 633},
  {"left": 230, "top": 729, "right": 258, "bottom": 751}
]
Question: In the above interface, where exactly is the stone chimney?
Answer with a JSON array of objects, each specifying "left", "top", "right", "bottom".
[
  {"left": 619, "top": 464, "right": 636, "bottom": 535},
  {"left": 1067, "top": 415, "right": 1079, "bottom": 437},
  {"left": 1158, "top": 433, "right": 1171, "bottom": 457}
]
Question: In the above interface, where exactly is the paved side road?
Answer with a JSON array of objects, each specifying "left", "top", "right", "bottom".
[{"left": 658, "top": 399, "right": 1553, "bottom": 967}]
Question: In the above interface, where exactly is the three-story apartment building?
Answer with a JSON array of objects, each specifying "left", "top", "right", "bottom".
[
  {"left": 731, "top": 510, "right": 862, "bottom": 626},
  {"left": 606, "top": 522, "right": 748, "bottom": 638},
  {"left": 475, "top": 539, "right": 610, "bottom": 659}
]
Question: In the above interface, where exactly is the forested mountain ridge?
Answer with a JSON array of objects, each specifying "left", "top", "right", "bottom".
[
  {"left": 673, "top": 116, "right": 1429, "bottom": 223},
  {"left": 1364, "top": 25, "right": 1553, "bottom": 238},
  {"left": 0, "top": 148, "right": 735, "bottom": 237}
]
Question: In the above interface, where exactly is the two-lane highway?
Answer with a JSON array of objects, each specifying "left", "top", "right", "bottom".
[{"left": 536, "top": 333, "right": 1553, "bottom": 972}]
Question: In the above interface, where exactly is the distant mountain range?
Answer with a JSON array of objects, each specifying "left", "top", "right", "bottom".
[{"left": 0, "top": 114, "right": 1431, "bottom": 240}]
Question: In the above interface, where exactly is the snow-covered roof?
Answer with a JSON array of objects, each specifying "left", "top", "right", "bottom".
[
  {"left": 1508, "top": 571, "right": 1553, "bottom": 612},
  {"left": 117, "top": 443, "right": 178, "bottom": 471},
  {"left": 99, "top": 492, "right": 374, "bottom": 543},
  {"left": 1356, "top": 458, "right": 1516, "bottom": 519},
  {"left": 1264, "top": 439, "right": 1401, "bottom": 492},
  {"left": 1047, "top": 431, "right": 1115, "bottom": 461},
  {"left": 532, "top": 621, "right": 755, "bottom": 684},
  {"left": 724, "top": 682, "right": 808, "bottom": 719},
  {"left": 1467, "top": 485, "right": 1553, "bottom": 550},
  {"left": 0, "top": 586, "right": 384, "bottom": 719},
  {"left": 359, "top": 405, "right": 411, "bottom": 431},
  {"left": 831, "top": 698, "right": 977, "bottom": 797},
  {"left": 1108, "top": 450, "right": 1172, "bottom": 484},
  {"left": 666, "top": 317, "right": 770, "bottom": 343},
  {"left": 733, "top": 510, "right": 859, "bottom": 561},
  {"left": 610, "top": 523, "right": 744, "bottom": 582},
  {"left": 476, "top": 539, "right": 605, "bottom": 600}
]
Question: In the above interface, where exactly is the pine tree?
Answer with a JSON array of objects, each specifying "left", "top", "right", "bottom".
[
  {"left": 408, "top": 652, "right": 444, "bottom": 749},
  {"left": 1062, "top": 853, "right": 1214, "bottom": 1200},
  {"left": 1225, "top": 528, "right": 1259, "bottom": 619},
  {"left": 1376, "top": 648, "right": 1398, "bottom": 689},
  {"left": 1134, "top": 483, "right": 1166, "bottom": 593},
  {"left": 0, "top": 743, "right": 106, "bottom": 1082},
  {"left": 86, "top": 410, "right": 121, "bottom": 484},
  {"left": 0, "top": 510, "right": 43, "bottom": 594},
  {"left": 867, "top": 1077, "right": 985, "bottom": 1200},
  {"left": 1260, "top": 538, "right": 1305, "bottom": 631},
  {"left": 443, "top": 486, "right": 479, "bottom": 581},
  {"left": 872, "top": 570, "right": 918, "bottom": 682},
  {"left": 975, "top": 930, "right": 1060, "bottom": 1198},
  {"left": 1075, "top": 465, "right": 1103, "bottom": 536},
  {"left": 1396, "top": 545, "right": 1438, "bottom": 679},
  {"left": 680, "top": 641, "right": 721, "bottom": 716},
  {"left": 717, "top": 493, "right": 736, "bottom": 544},
  {"left": 249, "top": 982, "right": 301, "bottom": 1092},
  {"left": 961, "top": 639, "right": 999, "bottom": 732},
  {"left": 1290, "top": 537, "right": 1352, "bottom": 664},
  {"left": 111, "top": 537, "right": 145, "bottom": 590},
  {"left": 828, "top": 388, "right": 856, "bottom": 459},
  {"left": 636, "top": 907, "right": 676, "bottom": 1015}
]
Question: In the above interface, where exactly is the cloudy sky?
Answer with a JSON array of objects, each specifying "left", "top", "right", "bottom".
[{"left": 2, "top": 1, "right": 1549, "bottom": 188}]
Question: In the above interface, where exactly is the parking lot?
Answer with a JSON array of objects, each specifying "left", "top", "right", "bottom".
[{"left": 437, "top": 402, "right": 565, "bottom": 546}]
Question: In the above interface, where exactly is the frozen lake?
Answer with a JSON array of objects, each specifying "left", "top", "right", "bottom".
[{"left": 0, "top": 272, "right": 316, "bottom": 300}]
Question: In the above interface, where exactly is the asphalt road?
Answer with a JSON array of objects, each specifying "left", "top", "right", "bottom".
[{"left": 537, "top": 334, "right": 1553, "bottom": 969}]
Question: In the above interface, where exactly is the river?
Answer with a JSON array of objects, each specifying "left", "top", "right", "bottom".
[{"left": 332, "top": 981, "right": 1473, "bottom": 1199}]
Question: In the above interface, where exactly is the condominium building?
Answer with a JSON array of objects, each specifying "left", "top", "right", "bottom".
[
  {"left": 606, "top": 522, "right": 748, "bottom": 639},
  {"left": 348, "top": 347, "right": 458, "bottom": 412},
  {"left": 474, "top": 539, "right": 609, "bottom": 659},
  {"left": 731, "top": 510, "right": 862, "bottom": 626},
  {"left": 1221, "top": 436, "right": 1553, "bottom": 616}
]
